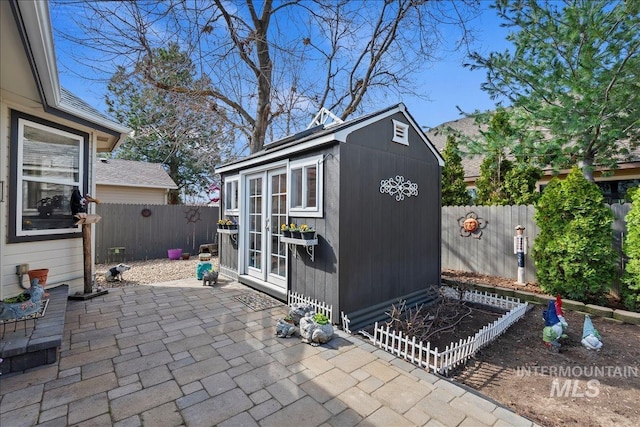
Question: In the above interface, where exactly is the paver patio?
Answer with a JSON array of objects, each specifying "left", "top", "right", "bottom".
[{"left": 0, "top": 278, "right": 540, "bottom": 426}]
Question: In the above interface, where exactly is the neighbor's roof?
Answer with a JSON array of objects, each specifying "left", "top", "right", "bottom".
[
  {"left": 96, "top": 159, "right": 178, "bottom": 189},
  {"left": 216, "top": 103, "right": 444, "bottom": 174},
  {"left": 426, "top": 115, "right": 640, "bottom": 181},
  {"left": 425, "top": 116, "right": 484, "bottom": 180}
]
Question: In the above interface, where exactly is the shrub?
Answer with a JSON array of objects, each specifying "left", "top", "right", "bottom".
[
  {"left": 533, "top": 168, "right": 616, "bottom": 302},
  {"left": 623, "top": 188, "right": 640, "bottom": 311}
]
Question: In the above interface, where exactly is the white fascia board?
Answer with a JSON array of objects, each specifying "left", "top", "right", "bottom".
[
  {"left": 19, "top": 0, "right": 60, "bottom": 106},
  {"left": 398, "top": 106, "right": 445, "bottom": 166},
  {"left": 216, "top": 105, "right": 404, "bottom": 174},
  {"left": 215, "top": 133, "right": 343, "bottom": 174},
  {"left": 18, "top": 1, "right": 131, "bottom": 138},
  {"left": 216, "top": 103, "right": 444, "bottom": 173}
]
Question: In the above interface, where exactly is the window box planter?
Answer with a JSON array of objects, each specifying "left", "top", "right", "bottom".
[
  {"left": 280, "top": 235, "right": 318, "bottom": 261},
  {"left": 217, "top": 227, "right": 238, "bottom": 243}
]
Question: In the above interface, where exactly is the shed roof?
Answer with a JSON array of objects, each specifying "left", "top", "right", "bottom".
[
  {"left": 216, "top": 103, "right": 444, "bottom": 174},
  {"left": 96, "top": 158, "right": 178, "bottom": 189}
]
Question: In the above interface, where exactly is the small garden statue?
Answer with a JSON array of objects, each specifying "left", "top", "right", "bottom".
[
  {"left": 299, "top": 312, "right": 334, "bottom": 346},
  {"left": 275, "top": 316, "right": 297, "bottom": 338},
  {"left": 542, "top": 295, "right": 568, "bottom": 349},
  {"left": 288, "top": 302, "right": 314, "bottom": 324},
  {"left": 514, "top": 225, "right": 528, "bottom": 284},
  {"left": 581, "top": 315, "right": 603, "bottom": 350}
]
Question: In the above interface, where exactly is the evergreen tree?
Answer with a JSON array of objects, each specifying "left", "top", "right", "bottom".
[
  {"left": 469, "top": 0, "right": 640, "bottom": 180},
  {"left": 533, "top": 168, "right": 616, "bottom": 302},
  {"left": 622, "top": 188, "right": 640, "bottom": 311},
  {"left": 106, "top": 43, "right": 234, "bottom": 204},
  {"left": 502, "top": 165, "right": 542, "bottom": 205},
  {"left": 475, "top": 154, "right": 512, "bottom": 206},
  {"left": 441, "top": 135, "right": 471, "bottom": 206}
]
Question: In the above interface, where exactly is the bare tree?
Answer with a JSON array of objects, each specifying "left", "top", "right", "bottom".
[{"left": 52, "top": 0, "right": 479, "bottom": 153}]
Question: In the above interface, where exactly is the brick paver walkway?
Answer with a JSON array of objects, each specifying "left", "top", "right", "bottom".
[{"left": 0, "top": 278, "right": 538, "bottom": 426}]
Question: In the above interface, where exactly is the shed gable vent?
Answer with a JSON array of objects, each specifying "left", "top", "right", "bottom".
[{"left": 392, "top": 119, "right": 409, "bottom": 145}]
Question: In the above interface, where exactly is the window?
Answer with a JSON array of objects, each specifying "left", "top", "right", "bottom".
[
  {"left": 392, "top": 119, "right": 409, "bottom": 145},
  {"left": 224, "top": 177, "right": 239, "bottom": 214},
  {"left": 289, "top": 156, "right": 323, "bottom": 217},
  {"left": 9, "top": 110, "right": 89, "bottom": 242}
]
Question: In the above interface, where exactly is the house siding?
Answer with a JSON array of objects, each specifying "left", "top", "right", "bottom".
[
  {"left": 0, "top": 100, "right": 99, "bottom": 298},
  {"left": 96, "top": 185, "right": 169, "bottom": 205}
]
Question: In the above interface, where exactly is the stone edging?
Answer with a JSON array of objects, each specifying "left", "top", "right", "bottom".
[{"left": 441, "top": 278, "right": 640, "bottom": 325}]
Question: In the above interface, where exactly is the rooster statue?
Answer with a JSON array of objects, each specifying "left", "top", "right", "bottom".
[
  {"left": 542, "top": 295, "right": 568, "bottom": 349},
  {"left": 581, "top": 315, "right": 603, "bottom": 350}
]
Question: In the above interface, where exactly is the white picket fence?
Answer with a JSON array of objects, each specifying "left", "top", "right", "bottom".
[
  {"left": 287, "top": 291, "right": 333, "bottom": 324},
  {"left": 361, "top": 287, "right": 528, "bottom": 375}
]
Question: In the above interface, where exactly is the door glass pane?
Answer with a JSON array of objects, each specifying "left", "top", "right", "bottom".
[
  {"left": 249, "top": 177, "right": 262, "bottom": 270},
  {"left": 269, "top": 172, "right": 287, "bottom": 278}
]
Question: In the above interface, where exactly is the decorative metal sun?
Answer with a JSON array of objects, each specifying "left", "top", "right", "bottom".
[
  {"left": 457, "top": 211, "right": 488, "bottom": 239},
  {"left": 184, "top": 207, "right": 202, "bottom": 224}
]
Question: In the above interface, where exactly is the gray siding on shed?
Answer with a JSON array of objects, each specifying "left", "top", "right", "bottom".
[
  {"left": 338, "top": 115, "right": 442, "bottom": 314},
  {"left": 218, "top": 232, "right": 238, "bottom": 274},
  {"left": 216, "top": 105, "right": 443, "bottom": 322},
  {"left": 288, "top": 144, "right": 341, "bottom": 312}
]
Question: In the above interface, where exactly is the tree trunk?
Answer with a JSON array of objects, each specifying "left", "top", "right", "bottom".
[{"left": 578, "top": 157, "right": 595, "bottom": 182}]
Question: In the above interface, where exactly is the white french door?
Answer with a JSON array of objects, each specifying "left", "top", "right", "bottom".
[{"left": 245, "top": 169, "right": 287, "bottom": 290}]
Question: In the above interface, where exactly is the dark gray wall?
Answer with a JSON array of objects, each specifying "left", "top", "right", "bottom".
[
  {"left": 218, "top": 232, "right": 238, "bottom": 272},
  {"left": 288, "top": 144, "right": 341, "bottom": 312},
  {"left": 338, "top": 114, "right": 442, "bottom": 314}
]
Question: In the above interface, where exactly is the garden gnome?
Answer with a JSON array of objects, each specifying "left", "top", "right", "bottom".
[
  {"left": 581, "top": 315, "right": 603, "bottom": 350},
  {"left": 514, "top": 225, "right": 528, "bottom": 284},
  {"left": 542, "top": 298, "right": 568, "bottom": 349}
]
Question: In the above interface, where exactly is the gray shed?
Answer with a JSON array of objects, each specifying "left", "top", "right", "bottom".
[{"left": 215, "top": 104, "right": 443, "bottom": 328}]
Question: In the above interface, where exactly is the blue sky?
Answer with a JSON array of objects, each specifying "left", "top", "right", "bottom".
[{"left": 52, "top": 2, "right": 512, "bottom": 132}]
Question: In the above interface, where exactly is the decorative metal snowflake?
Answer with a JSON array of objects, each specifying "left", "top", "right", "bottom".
[
  {"left": 457, "top": 211, "right": 488, "bottom": 239},
  {"left": 184, "top": 207, "right": 202, "bottom": 224}
]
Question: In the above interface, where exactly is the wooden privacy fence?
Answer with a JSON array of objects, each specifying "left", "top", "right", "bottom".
[
  {"left": 361, "top": 287, "right": 528, "bottom": 375},
  {"left": 94, "top": 204, "right": 219, "bottom": 263},
  {"left": 441, "top": 204, "right": 631, "bottom": 281}
]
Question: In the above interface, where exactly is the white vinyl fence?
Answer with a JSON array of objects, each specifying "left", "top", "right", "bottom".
[
  {"left": 287, "top": 291, "right": 334, "bottom": 324},
  {"left": 360, "top": 287, "right": 529, "bottom": 375}
]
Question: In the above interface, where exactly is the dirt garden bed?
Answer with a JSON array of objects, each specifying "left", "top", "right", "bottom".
[{"left": 443, "top": 270, "right": 640, "bottom": 427}]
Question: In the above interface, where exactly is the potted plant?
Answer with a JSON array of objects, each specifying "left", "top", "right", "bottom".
[
  {"left": 27, "top": 268, "right": 49, "bottom": 286},
  {"left": 289, "top": 223, "right": 301, "bottom": 239},
  {"left": 217, "top": 219, "right": 227, "bottom": 229},
  {"left": 300, "top": 224, "right": 316, "bottom": 240},
  {"left": 281, "top": 223, "right": 291, "bottom": 238},
  {"left": 226, "top": 219, "right": 238, "bottom": 230}
]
